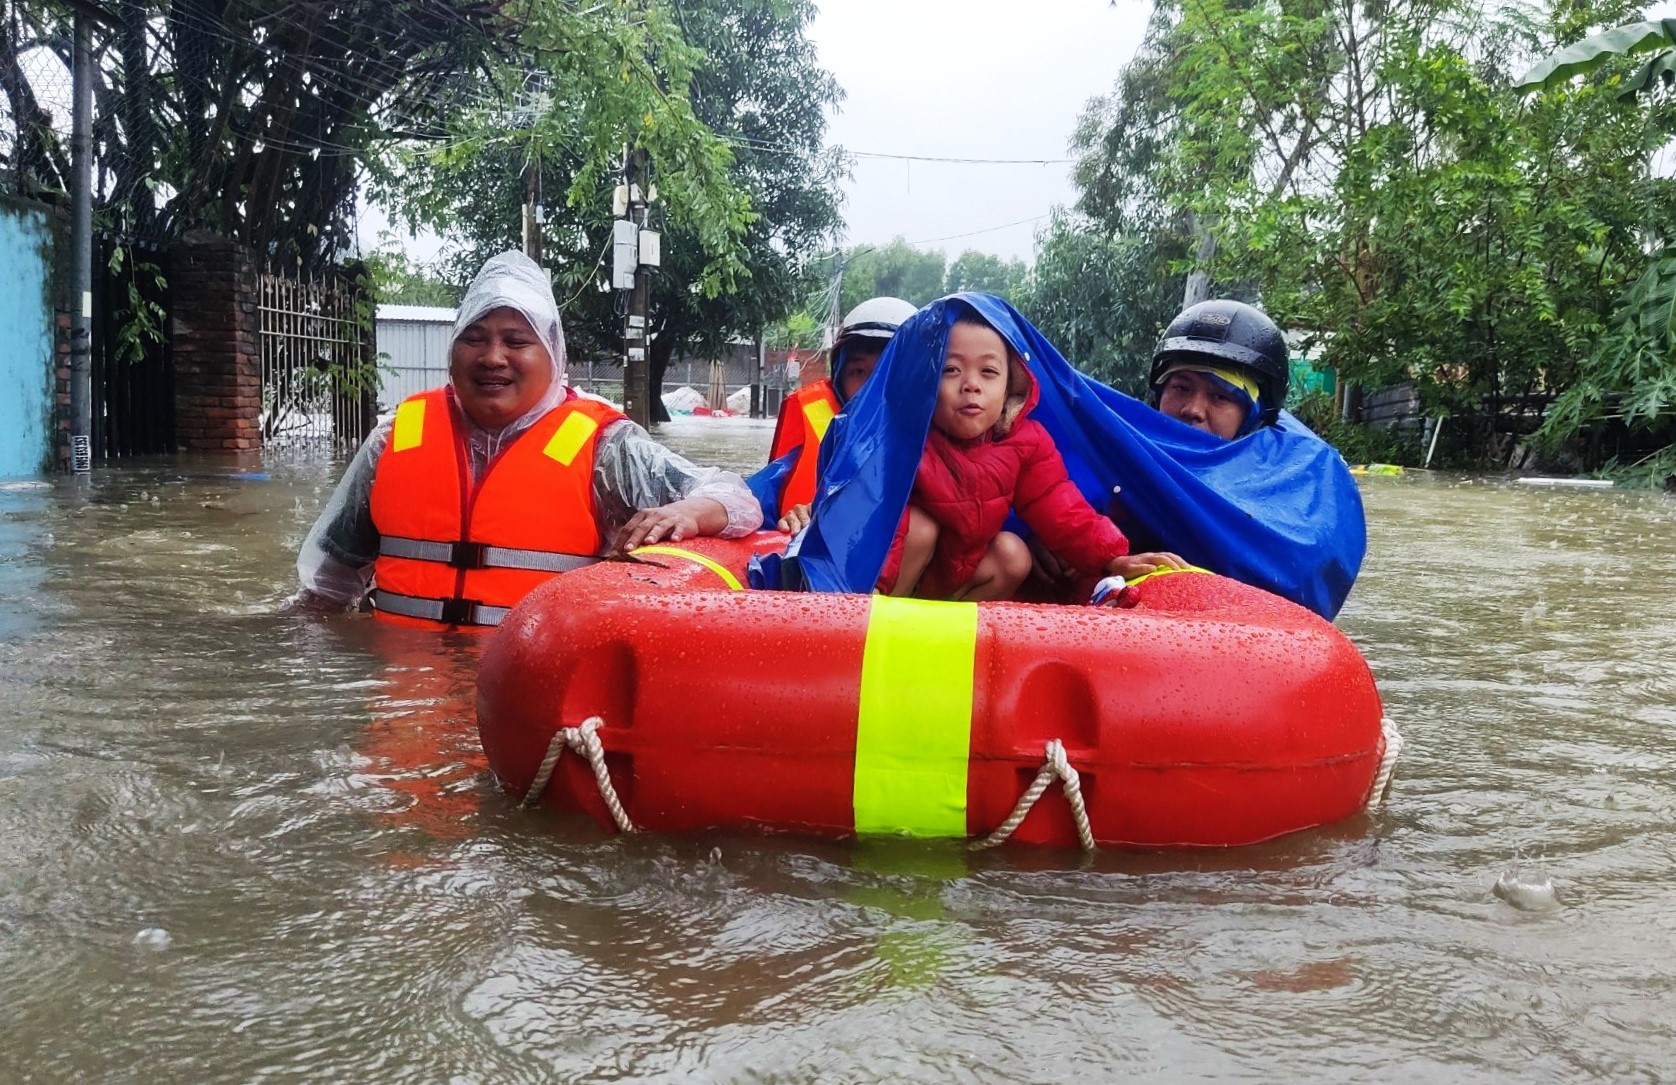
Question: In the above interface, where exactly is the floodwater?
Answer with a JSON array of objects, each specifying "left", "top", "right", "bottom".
[{"left": 2, "top": 418, "right": 1674, "bottom": 1082}]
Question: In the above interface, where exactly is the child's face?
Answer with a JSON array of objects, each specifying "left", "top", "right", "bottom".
[{"left": 932, "top": 322, "right": 1010, "bottom": 440}]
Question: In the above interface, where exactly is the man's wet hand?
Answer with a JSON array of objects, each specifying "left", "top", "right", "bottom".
[
  {"left": 611, "top": 505, "right": 701, "bottom": 554},
  {"left": 777, "top": 503, "right": 812, "bottom": 534}
]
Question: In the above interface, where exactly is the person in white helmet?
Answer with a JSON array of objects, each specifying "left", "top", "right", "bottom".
[{"left": 748, "top": 296, "right": 918, "bottom": 532}]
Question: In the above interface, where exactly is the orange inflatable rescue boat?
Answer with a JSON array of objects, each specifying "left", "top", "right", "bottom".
[{"left": 476, "top": 534, "right": 1398, "bottom": 850}]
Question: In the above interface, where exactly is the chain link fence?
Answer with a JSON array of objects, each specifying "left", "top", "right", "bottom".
[{"left": 0, "top": 0, "right": 74, "bottom": 200}]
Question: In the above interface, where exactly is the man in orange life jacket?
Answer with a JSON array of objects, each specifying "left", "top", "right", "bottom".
[
  {"left": 284, "top": 251, "right": 761, "bottom": 627},
  {"left": 747, "top": 296, "right": 918, "bottom": 533}
]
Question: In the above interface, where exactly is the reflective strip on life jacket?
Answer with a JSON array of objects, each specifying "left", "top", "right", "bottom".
[
  {"left": 378, "top": 535, "right": 598, "bottom": 575},
  {"left": 392, "top": 397, "right": 427, "bottom": 452},
  {"left": 543, "top": 410, "right": 603, "bottom": 467},
  {"left": 852, "top": 596, "right": 979, "bottom": 837},
  {"left": 780, "top": 384, "right": 841, "bottom": 511},
  {"left": 369, "top": 588, "right": 511, "bottom": 627}
]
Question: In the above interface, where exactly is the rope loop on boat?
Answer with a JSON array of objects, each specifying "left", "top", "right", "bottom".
[
  {"left": 1365, "top": 717, "right": 1403, "bottom": 811},
  {"left": 521, "top": 716, "right": 637, "bottom": 834},
  {"left": 970, "top": 739, "right": 1096, "bottom": 852}
]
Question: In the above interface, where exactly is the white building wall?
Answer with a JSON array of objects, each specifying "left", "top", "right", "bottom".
[{"left": 374, "top": 305, "right": 456, "bottom": 413}]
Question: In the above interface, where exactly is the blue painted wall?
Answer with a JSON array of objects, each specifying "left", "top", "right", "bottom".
[{"left": 0, "top": 200, "right": 54, "bottom": 478}]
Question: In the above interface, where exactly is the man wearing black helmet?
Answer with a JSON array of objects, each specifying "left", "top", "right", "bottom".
[
  {"left": 1034, "top": 299, "right": 1295, "bottom": 594},
  {"left": 1149, "top": 299, "right": 1290, "bottom": 440}
]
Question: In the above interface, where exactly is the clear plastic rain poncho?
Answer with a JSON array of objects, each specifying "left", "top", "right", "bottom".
[{"left": 290, "top": 251, "right": 761, "bottom": 608}]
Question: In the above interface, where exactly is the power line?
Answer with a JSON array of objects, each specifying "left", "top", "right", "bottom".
[
  {"left": 904, "top": 214, "right": 1049, "bottom": 247},
  {"left": 849, "top": 150, "right": 1071, "bottom": 166},
  {"left": 728, "top": 133, "right": 1073, "bottom": 167}
]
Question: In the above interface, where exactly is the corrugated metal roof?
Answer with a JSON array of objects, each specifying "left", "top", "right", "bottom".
[{"left": 377, "top": 304, "right": 457, "bottom": 323}]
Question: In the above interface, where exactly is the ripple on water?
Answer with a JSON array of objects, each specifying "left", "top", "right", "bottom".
[{"left": 4, "top": 455, "right": 1676, "bottom": 1081}]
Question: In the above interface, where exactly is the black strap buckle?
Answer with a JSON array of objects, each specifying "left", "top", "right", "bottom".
[
  {"left": 448, "top": 541, "right": 487, "bottom": 569},
  {"left": 437, "top": 597, "right": 480, "bottom": 624}
]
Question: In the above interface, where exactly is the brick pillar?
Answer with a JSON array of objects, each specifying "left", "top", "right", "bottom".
[{"left": 171, "top": 232, "right": 261, "bottom": 452}]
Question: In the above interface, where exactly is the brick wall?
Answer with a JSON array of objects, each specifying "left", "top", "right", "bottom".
[{"left": 171, "top": 233, "right": 261, "bottom": 452}]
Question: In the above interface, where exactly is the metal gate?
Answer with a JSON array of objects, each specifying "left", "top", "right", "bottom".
[
  {"left": 92, "top": 236, "right": 175, "bottom": 459},
  {"left": 258, "top": 270, "right": 375, "bottom": 451}
]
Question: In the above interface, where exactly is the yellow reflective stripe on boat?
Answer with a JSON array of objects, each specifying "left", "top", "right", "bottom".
[
  {"left": 853, "top": 596, "right": 978, "bottom": 838},
  {"left": 391, "top": 398, "right": 426, "bottom": 453},
  {"left": 543, "top": 411, "right": 601, "bottom": 467},
  {"left": 803, "top": 396, "right": 836, "bottom": 442},
  {"left": 1125, "top": 564, "right": 1214, "bottom": 589},
  {"left": 630, "top": 545, "right": 744, "bottom": 590}
]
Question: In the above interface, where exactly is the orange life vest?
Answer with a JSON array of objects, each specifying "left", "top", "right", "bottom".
[
  {"left": 768, "top": 380, "right": 841, "bottom": 511},
  {"left": 368, "top": 389, "right": 624, "bottom": 627}
]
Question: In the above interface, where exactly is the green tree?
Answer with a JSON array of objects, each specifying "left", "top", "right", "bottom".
[
  {"left": 380, "top": 0, "right": 760, "bottom": 292},
  {"left": 835, "top": 240, "right": 948, "bottom": 314},
  {"left": 1017, "top": 211, "right": 1192, "bottom": 393},
  {"left": 365, "top": 242, "right": 459, "bottom": 307},
  {"left": 4, "top": 0, "right": 513, "bottom": 272},
  {"left": 1520, "top": 20, "right": 1676, "bottom": 467},
  {"left": 943, "top": 250, "right": 1028, "bottom": 301},
  {"left": 1067, "top": 0, "right": 1673, "bottom": 462},
  {"left": 381, "top": 0, "right": 841, "bottom": 420}
]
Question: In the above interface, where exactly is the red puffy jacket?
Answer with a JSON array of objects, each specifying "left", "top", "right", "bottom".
[{"left": 879, "top": 361, "right": 1129, "bottom": 596}]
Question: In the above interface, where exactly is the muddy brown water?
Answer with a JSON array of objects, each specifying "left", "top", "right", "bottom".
[{"left": 2, "top": 418, "right": 1674, "bottom": 1082}]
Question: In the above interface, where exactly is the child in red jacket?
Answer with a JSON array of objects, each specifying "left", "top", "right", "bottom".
[{"left": 877, "top": 315, "right": 1186, "bottom": 601}]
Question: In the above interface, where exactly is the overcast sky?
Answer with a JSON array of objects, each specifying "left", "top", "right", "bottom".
[{"left": 811, "top": 0, "right": 1151, "bottom": 262}]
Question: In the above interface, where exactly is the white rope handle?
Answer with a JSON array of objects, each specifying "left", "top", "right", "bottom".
[
  {"left": 971, "top": 739, "right": 1097, "bottom": 852},
  {"left": 521, "top": 715, "right": 637, "bottom": 834},
  {"left": 1365, "top": 717, "right": 1403, "bottom": 811}
]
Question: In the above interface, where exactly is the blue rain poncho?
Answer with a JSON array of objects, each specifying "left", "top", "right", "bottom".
[{"left": 751, "top": 293, "right": 1365, "bottom": 618}]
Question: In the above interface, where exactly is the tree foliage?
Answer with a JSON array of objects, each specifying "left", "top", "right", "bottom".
[
  {"left": 943, "top": 249, "right": 1029, "bottom": 300},
  {"left": 1015, "top": 210, "right": 1191, "bottom": 393},
  {"left": 832, "top": 239, "right": 949, "bottom": 313},
  {"left": 365, "top": 242, "right": 458, "bottom": 307},
  {"left": 1520, "top": 19, "right": 1676, "bottom": 457},
  {"left": 380, "top": 0, "right": 842, "bottom": 419},
  {"left": 829, "top": 238, "right": 1028, "bottom": 316},
  {"left": 0, "top": 0, "right": 774, "bottom": 284},
  {"left": 1052, "top": 0, "right": 1676, "bottom": 462},
  {"left": 3, "top": 0, "right": 513, "bottom": 271},
  {"left": 1517, "top": 17, "right": 1676, "bottom": 96}
]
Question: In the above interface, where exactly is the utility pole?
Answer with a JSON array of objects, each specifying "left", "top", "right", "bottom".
[
  {"left": 69, "top": 11, "right": 93, "bottom": 473},
  {"left": 752, "top": 333, "right": 766, "bottom": 419},
  {"left": 620, "top": 148, "right": 654, "bottom": 428},
  {"left": 521, "top": 148, "right": 543, "bottom": 265}
]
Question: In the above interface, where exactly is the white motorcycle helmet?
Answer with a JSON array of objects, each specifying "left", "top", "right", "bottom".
[{"left": 833, "top": 296, "right": 918, "bottom": 357}]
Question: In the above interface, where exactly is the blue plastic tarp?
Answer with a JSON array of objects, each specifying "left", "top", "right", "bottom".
[
  {"left": 752, "top": 293, "right": 1366, "bottom": 618},
  {"left": 746, "top": 448, "right": 796, "bottom": 526}
]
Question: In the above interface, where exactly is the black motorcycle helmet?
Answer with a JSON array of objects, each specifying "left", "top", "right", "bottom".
[{"left": 1149, "top": 300, "right": 1290, "bottom": 427}]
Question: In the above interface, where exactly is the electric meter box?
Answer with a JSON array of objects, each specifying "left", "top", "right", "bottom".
[{"left": 610, "top": 220, "right": 638, "bottom": 290}]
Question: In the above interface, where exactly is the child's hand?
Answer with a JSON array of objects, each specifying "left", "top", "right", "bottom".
[
  {"left": 1104, "top": 551, "right": 1190, "bottom": 580},
  {"left": 777, "top": 503, "right": 812, "bottom": 534}
]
